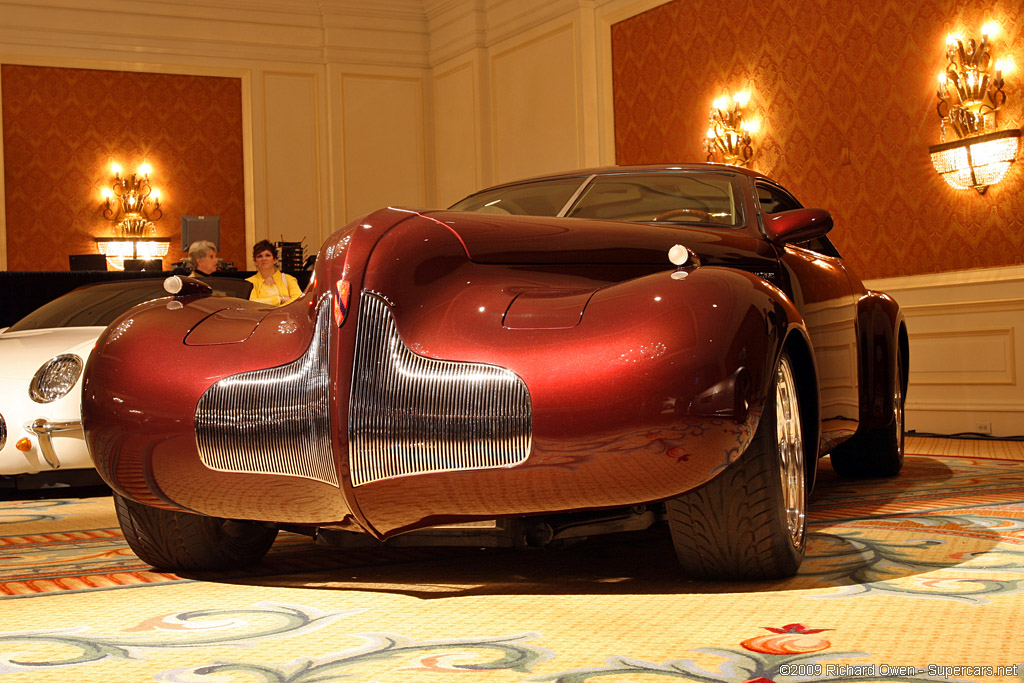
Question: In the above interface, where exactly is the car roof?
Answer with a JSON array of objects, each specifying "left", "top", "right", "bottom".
[{"left": 487, "top": 163, "right": 771, "bottom": 188}]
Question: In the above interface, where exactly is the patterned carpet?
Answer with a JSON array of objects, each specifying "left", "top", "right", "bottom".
[{"left": 0, "top": 437, "right": 1021, "bottom": 682}]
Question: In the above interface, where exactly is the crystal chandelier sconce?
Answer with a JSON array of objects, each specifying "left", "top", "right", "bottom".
[
  {"left": 101, "top": 160, "right": 163, "bottom": 235},
  {"left": 703, "top": 91, "right": 759, "bottom": 166},
  {"left": 95, "top": 160, "right": 169, "bottom": 269},
  {"left": 930, "top": 23, "right": 1020, "bottom": 193}
]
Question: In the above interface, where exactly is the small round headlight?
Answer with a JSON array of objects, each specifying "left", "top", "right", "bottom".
[{"left": 29, "top": 354, "right": 84, "bottom": 403}]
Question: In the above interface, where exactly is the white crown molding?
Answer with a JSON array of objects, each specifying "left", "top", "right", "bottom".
[
  {"left": 0, "top": 0, "right": 437, "bottom": 67},
  {"left": 425, "top": 0, "right": 591, "bottom": 67}
]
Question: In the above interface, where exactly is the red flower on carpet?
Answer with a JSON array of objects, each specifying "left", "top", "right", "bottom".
[
  {"left": 666, "top": 446, "right": 691, "bottom": 462},
  {"left": 399, "top": 653, "right": 475, "bottom": 672},
  {"left": 741, "top": 624, "right": 833, "bottom": 655},
  {"left": 123, "top": 613, "right": 242, "bottom": 632}
]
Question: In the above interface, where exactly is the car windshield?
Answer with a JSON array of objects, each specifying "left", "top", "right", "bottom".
[
  {"left": 566, "top": 173, "right": 742, "bottom": 226},
  {"left": 450, "top": 171, "right": 743, "bottom": 227},
  {"left": 448, "top": 177, "right": 586, "bottom": 215},
  {"left": 5, "top": 279, "right": 251, "bottom": 332}
]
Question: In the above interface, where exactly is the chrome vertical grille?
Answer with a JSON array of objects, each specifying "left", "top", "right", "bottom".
[
  {"left": 349, "top": 291, "right": 532, "bottom": 487},
  {"left": 195, "top": 296, "right": 338, "bottom": 487}
]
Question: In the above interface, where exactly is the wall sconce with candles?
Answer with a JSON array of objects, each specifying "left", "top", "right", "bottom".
[
  {"left": 703, "top": 91, "right": 760, "bottom": 166},
  {"left": 95, "top": 159, "right": 170, "bottom": 268},
  {"left": 930, "top": 22, "right": 1020, "bottom": 193}
]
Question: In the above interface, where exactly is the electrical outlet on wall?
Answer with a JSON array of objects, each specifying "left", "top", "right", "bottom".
[{"left": 975, "top": 421, "right": 993, "bottom": 435}]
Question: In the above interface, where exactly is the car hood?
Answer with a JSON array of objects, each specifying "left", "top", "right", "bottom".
[
  {"left": 0, "top": 327, "right": 103, "bottom": 379},
  {"left": 424, "top": 210, "right": 777, "bottom": 269}
]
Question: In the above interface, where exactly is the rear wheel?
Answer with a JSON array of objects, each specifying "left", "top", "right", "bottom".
[
  {"left": 829, "top": 351, "right": 905, "bottom": 478},
  {"left": 114, "top": 493, "right": 278, "bottom": 572},
  {"left": 667, "top": 351, "right": 807, "bottom": 580}
]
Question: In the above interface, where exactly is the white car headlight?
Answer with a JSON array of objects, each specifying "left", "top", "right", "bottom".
[{"left": 29, "top": 354, "right": 84, "bottom": 403}]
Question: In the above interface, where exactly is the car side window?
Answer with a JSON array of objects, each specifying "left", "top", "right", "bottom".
[
  {"left": 756, "top": 182, "right": 801, "bottom": 214},
  {"left": 756, "top": 182, "right": 841, "bottom": 258}
]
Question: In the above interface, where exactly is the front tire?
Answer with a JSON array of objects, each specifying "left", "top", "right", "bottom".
[
  {"left": 667, "top": 351, "right": 808, "bottom": 580},
  {"left": 829, "top": 351, "right": 905, "bottom": 478},
  {"left": 114, "top": 493, "right": 278, "bottom": 572}
]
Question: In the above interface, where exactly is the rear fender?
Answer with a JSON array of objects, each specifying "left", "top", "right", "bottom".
[{"left": 854, "top": 291, "right": 905, "bottom": 431}]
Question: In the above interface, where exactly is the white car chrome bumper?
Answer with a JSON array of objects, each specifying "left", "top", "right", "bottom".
[
  {"left": 26, "top": 417, "right": 85, "bottom": 469},
  {"left": 0, "top": 377, "right": 92, "bottom": 475}
]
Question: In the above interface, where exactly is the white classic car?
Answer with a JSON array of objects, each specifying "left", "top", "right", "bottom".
[{"left": 1, "top": 277, "right": 252, "bottom": 489}]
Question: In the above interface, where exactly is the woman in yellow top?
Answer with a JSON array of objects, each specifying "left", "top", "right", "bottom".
[{"left": 246, "top": 239, "right": 303, "bottom": 306}]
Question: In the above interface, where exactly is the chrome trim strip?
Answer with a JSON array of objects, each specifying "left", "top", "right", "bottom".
[
  {"left": 349, "top": 291, "right": 532, "bottom": 487},
  {"left": 556, "top": 173, "right": 597, "bottom": 217},
  {"left": 195, "top": 295, "right": 339, "bottom": 486}
]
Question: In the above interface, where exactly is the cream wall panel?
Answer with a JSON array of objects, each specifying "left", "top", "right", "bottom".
[
  {"left": 262, "top": 71, "right": 322, "bottom": 249},
  {"left": 340, "top": 74, "right": 428, "bottom": 221},
  {"left": 865, "top": 265, "right": 1024, "bottom": 438},
  {"left": 433, "top": 60, "right": 481, "bottom": 206},
  {"left": 490, "top": 24, "right": 580, "bottom": 184},
  {"left": 910, "top": 329, "right": 1015, "bottom": 385}
]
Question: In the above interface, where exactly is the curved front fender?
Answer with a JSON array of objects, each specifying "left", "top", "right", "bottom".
[{"left": 348, "top": 262, "right": 814, "bottom": 536}]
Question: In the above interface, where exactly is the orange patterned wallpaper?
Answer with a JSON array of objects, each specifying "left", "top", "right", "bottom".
[
  {"left": 2, "top": 65, "right": 244, "bottom": 271},
  {"left": 612, "top": 0, "right": 1024, "bottom": 280}
]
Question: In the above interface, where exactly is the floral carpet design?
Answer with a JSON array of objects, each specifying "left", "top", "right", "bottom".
[
  {"left": 0, "top": 499, "right": 83, "bottom": 526},
  {"left": 0, "top": 439, "right": 1021, "bottom": 681}
]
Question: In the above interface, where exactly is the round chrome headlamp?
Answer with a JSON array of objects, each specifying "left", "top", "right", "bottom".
[{"left": 29, "top": 354, "right": 84, "bottom": 404}]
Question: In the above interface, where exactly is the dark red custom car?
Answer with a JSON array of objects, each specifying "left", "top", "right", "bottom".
[{"left": 82, "top": 164, "right": 907, "bottom": 580}]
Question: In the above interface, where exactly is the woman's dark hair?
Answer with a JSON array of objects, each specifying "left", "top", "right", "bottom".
[{"left": 253, "top": 239, "right": 277, "bottom": 261}]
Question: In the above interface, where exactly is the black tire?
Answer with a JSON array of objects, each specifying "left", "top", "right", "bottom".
[
  {"left": 667, "top": 351, "right": 807, "bottom": 580},
  {"left": 114, "top": 493, "right": 278, "bottom": 572},
  {"left": 829, "top": 351, "right": 905, "bottom": 478}
]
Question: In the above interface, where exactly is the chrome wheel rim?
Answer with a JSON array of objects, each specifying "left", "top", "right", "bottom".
[{"left": 775, "top": 355, "right": 805, "bottom": 549}]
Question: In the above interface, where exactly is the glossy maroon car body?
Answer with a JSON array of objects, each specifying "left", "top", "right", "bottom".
[{"left": 82, "top": 164, "right": 907, "bottom": 578}]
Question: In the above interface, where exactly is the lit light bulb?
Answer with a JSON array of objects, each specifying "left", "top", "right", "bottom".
[
  {"left": 101, "top": 188, "right": 113, "bottom": 200},
  {"left": 937, "top": 72, "right": 947, "bottom": 85},
  {"left": 995, "top": 56, "right": 1016, "bottom": 75},
  {"left": 151, "top": 189, "right": 161, "bottom": 202},
  {"left": 111, "top": 162, "right": 122, "bottom": 176},
  {"left": 706, "top": 128, "right": 715, "bottom": 139},
  {"left": 713, "top": 96, "right": 729, "bottom": 111},
  {"left": 981, "top": 22, "right": 999, "bottom": 39},
  {"left": 946, "top": 34, "right": 961, "bottom": 46},
  {"left": 733, "top": 91, "right": 751, "bottom": 106},
  {"left": 741, "top": 119, "right": 761, "bottom": 134},
  {"left": 138, "top": 163, "right": 152, "bottom": 176}
]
